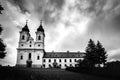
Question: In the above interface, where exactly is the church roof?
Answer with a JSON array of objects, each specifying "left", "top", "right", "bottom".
[
  {"left": 43, "top": 51, "right": 85, "bottom": 58},
  {"left": 37, "top": 20, "right": 44, "bottom": 32},
  {"left": 29, "top": 36, "right": 34, "bottom": 40},
  {"left": 22, "top": 20, "right": 30, "bottom": 32}
]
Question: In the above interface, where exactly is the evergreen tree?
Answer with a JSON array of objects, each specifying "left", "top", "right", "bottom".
[
  {"left": 0, "top": 25, "right": 6, "bottom": 59},
  {"left": 84, "top": 39, "right": 97, "bottom": 67},
  {"left": 96, "top": 41, "right": 107, "bottom": 66},
  {"left": 0, "top": 4, "right": 6, "bottom": 59}
]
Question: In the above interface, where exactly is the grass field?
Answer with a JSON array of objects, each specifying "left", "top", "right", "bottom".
[{"left": 0, "top": 67, "right": 118, "bottom": 80}]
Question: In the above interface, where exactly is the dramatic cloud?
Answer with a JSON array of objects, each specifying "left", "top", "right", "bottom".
[{"left": 1, "top": 0, "right": 120, "bottom": 65}]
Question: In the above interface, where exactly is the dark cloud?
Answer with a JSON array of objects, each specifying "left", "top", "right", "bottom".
[
  {"left": 6, "top": 0, "right": 65, "bottom": 25},
  {"left": 7, "top": 0, "right": 29, "bottom": 13}
]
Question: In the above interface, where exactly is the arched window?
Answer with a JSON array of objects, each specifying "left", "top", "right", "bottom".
[
  {"left": 20, "top": 55, "right": 23, "bottom": 60},
  {"left": 74, "top": 59, "right": 77, "bottom": 62},
  {"left": 70, "top": 64, "right": 72, "bottom": 67},
  {"left": 59, "top": 64, "right": 61, "bottom": 67},
  {"left": 38, "top": 44, "right": 40, "bottom": 47},
  {"left": 37, "top": 56, "right": 39, "bottom": 60},
  {"left": 59, "top": 59, "right": 61, "bottom": 62},
  {"left": 54, "top": 59, "right": 56, "bottom": 62},
  {"left": 64, "top": 59, "right": 66, "bottom": 62},
  {"left": 43, "top": 64, "right": 45, "bottom": 68},
  {"left": 21, "top": 44, "right": 24, "bottom": 46},
  {"left": 70, "top": 59, "right": 72, "bottom": 62},
  {"left": 29, "top": 45, "right": 32, "bottom": 47},
  {"left": 38, "top": 35, "right": 41, "bottom": 40},
  {"left": 49, "top": 59, "right": 51, "bottom": 62},
  {"left": 43, "top": 59, "right": 46, "bottom": 62},
  {"left": 49, "top": 64, "right": 51, "bottom": 68},
  {"left": 22, "top": 35, "right": 25, "bottom": 40},
  {"left": 28, "top": 53, "right": 31, "bottom": 60},
  {"left": 65, "top": 64, "right": 67, "bottom": 67}
]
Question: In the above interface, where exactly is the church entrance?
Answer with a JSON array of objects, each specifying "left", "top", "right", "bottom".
[
  {"left": 26, "top": 53, "right": 32, "bottom": 67},
  {"left": 26, "top": 60, "right": 32, "bottom": 67}
]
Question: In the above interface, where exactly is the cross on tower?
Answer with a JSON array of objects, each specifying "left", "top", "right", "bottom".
[
  {"left": 40, "top": 20, "right": 42, "bottom": 25},
  {"left": 26, "top": 20, "right": 28, "bottom": 24}
]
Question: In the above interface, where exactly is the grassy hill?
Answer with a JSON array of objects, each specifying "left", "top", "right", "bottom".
[{"left": 0, "top": 67, "right": 118, "bottom": 80}]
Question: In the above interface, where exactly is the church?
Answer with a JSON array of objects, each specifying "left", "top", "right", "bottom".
[{"left": 16, "top": 21, "right": 85, "bottom": 69}]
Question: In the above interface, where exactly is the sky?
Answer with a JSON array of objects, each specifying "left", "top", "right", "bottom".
[{"left": 0, "top": 0, "right": 120, "bottom": 66}]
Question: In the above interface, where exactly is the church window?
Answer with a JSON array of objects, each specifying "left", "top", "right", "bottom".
[
  {"left": 30, "top": 41, "right": 32, "bottom": 43},
  {"left": 54, "top": 59, "right": 56, "bottom": 62},
  {"left": 38, "top": 44, "right": 40, "bottom": 47},
  {"left": 74, "top": 59, "right": 77, "bottom": 62},
  {"left": 49, "top": 59, "right": 51, "bottom": 62},
  {"left": 38, "top": 35, "right": 41, "bottom": 40},
  {"left": 43, "top": 59, "right": 45, "bottom": 62},
  {"left": 21, "top": 44, "right": 24, "bottom": 46},
  {"left": 64, "top": 59, "right": 66, "bottom": 62},
  {"left": 59, "top": 64, "right": 61, "bottom": 67},
  {"left": 28, "top": 53, "right": 31, "bottom": 60},
  {"left": 49, "top": 64, "right": 51, "bottom": 68},
  {"left": 20, "top": 55, "right": 23, "bottom": 60},
  {"left": 22, "top": 35, "right": 25, "bottom": 40},
  {"left": 30, "top": 45, "right": 31, "bottom": 47},
  {"left": 37, "top": 56, "right": 40, "bottom": 60},
  {"left": 65, "top": 64, "right": 67, "bottom": 67},
  {"left": 43, "top": 64, "right": 45, "bottom": 68},
  {"left": 70, "top": 59, "right": 72, "bottom": 62},
  {"left": 59, "top": 59, "right": 61, "bottom": 62}
]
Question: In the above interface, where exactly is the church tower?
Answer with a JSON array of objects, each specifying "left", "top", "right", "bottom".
[
  {"left": 19, "top": 21, "right": 30, "bottom": 44},
  {"left": 16, "top": 21, "right": 32, "bottom": 67},
  {"left": 35, "top": 20, "right": 45, "bottom": 49},
  {"left": 34, "top": 20, "right": 45, "bottom": 67}
]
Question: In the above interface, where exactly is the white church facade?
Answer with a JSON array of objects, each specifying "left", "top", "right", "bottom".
[{"left": 16, "top": 21, "right": 85, "bottom": 69}]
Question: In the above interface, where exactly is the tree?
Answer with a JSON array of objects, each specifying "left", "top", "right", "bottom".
[
  {"left": 0, "top": 4, "right": 6, "bottom": 59},
  {"left": 96, "top": 41, "right": 107, "bottom": 66},
  {"left": 84, "top": 39, "right": 97, "bottom": 67},
  {"left": 82, "top": 39, "right": 107, "bottom": 68},
  {"left": 0, "top": 25, "right": 6, "bottom": 59}
]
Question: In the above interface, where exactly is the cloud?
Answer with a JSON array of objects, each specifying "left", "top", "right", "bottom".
[
  {"left": 108, "top": 49, "right": 120, "bottom": 61},
  {"left": 7, "top": 0, "right": 29, "bottom": 13}
]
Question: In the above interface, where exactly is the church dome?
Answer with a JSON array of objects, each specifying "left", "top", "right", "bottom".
[
  {"left": 37, "top": 20, "right": 44, "bottom": 32},
  {"left": 22, "top": 20, "right": 30, "bottom": 32}
]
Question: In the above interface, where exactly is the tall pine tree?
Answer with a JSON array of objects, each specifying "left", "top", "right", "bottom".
[
  {"left": 84, "top": 39, "right": 97, "bottom": 67},
  {"left": 96, "top": 41, "right": 107, "bottom": 66},
  {"left": 84, "top": 39, "right": 107, "bottom": 68}
]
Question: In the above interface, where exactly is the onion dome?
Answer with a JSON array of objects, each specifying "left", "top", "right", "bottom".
[
  {"left": 22, "top": 20, "right": 30, "bottom": 32},
  {"left": 37, "top": 20, "right": 44, "bottom": 32}
]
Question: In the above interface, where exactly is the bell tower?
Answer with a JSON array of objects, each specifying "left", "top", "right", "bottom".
[
  {"left": 35, "top": 20, "right": 45, "bottom": 49},
  {"left": 19, "top": 20, "right": 30, "bottom": 47},
  {"left": 16, "top": 20, "right": 31, "bottom": 67},
  {"left": 34, "top": 20, "right": 45, "bottom": 67}
]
